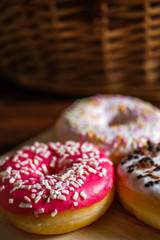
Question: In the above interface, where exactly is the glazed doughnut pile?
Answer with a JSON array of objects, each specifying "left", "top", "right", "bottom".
[
  {"left": 117, "top": 141, "right": 160, "bottom": 229},
  {"left": 56, "top": 95, "right": 160, "bottom": 165},
  {"left": 0, "top": 141, "right": 114, "bottom": 234}
]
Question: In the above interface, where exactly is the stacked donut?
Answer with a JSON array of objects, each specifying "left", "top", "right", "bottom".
[{"left": 1, "top": 94, "right": 160, "bottom": 234}]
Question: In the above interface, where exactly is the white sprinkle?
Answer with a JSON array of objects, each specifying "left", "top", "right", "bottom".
[
  {"left": 55, "top": 190, "right": 61, "bottom": 195},
  {"left": 35, "top": 148, "right": 42, "bottom": 154},
  {"left": 70, "top": 181, "right": 79, "bottom": 188},
  {"left": 43, "top": 151, "right": 51, "bottom": 158},
  {"left": 69, "top": 187, "right": 74, "bottom": 191},
  {"left": 80, "top": 191, "right": 87, "bottom": 200},
  {"left": 27, "top": 168, "right": 34, "bottom": 173},
  {"left": 12, "top": 156, "right": 18, "bottom": 162},
  {"left": 41, "top": 164, "right": 48, "bottom": 175},
  {"left": 0, "top": 185, "right": 5, "bottom": 191},
  {"left": 38, "top": 190, "right": 44, "bottom": 196},
  {"left": 86, "top": 166, "right": 97, "bottom": 174},
  {"left": 62, "top": 190, "right": 69, "bottom": 195},
  {"left": 84, "top": 170, "right": 89, "bottom": 176},
  {"left": 47, "top": 197, "right": 50, "bottom": 203},
  {"left": 34, "top": 208, "right": 44, "bottom": 215},
  {"left": 31, "top": 146, "right": 36, "bottom": 152},
  {"left": 99, "top": 158, "right": 112, "bottom": 164},
  {"left": 89, "top": 161, "right": 99, "bottom": 168},
  {"left": 6, "top": 166, "right": 12, "bottom": 173},
  {"left": 19, "top": 202, "right": 32, "bottom": 208},
  {"left": 34, "top": 159, "right": 39, "bottom": 166},
  {"left": 46, "top": 175, "right": 52, "bottom": 179},
  {"left": 79, "top": 175, "right": 86, "bottom": 180},
  {"left": 17, "top": 150, "right": 23, "bottom": 155},
  {"left": 34, "top": 141, "right": 40, "bottom": 147},
  {"left": 51, "top": 210, "right": 58, "bottom": 217},
  {"left": 97, "top": 166, "right": 102, "bottom": 170},
  {"left": 45, "top": 182, "right": 51, "bottom": 190},
  {"left": 50, "top": 189, "right": 55, "bottom": 195},
  {"left": 35, "top": 170, "right": 43, "bottom": 176},
  {"left": 9, "top": 198, "right": 14, "bottom": 204},
  {"left": 10, "top": 187, "right": 19, "bottom": 193},
  {"left": 49, "top": 142, "right": 58, "bottom": 150},
  {"left": 35, "top": 183, "right": 42, "bottom": 190},
  {"left": 102, "top": 168, "right": 107, "bottom": 176},
  {"left": 31, "top": 189, "right": 37, "bottom": 192},
  {"left": 34, "top": 195, "right": 41, "bottom": 204},
  {"left": 49, "top": 156, "right": 57, "bottom": 168},
  {"left": 34, "top": 156, "right": 43, "bottom": 162},
  {"left": 24, "top": 196, "right": 31, "bottom": 203},
  {"left": 20, "top": 160, "right": 30, "bottom": 166},
  {"left": 50, "top": 194, "right": 56, "bottom": 200},
  {"left": 77, "top": 179, "right": 84, "bottom": 185},
  {"left": 81, "top": 143, "right": 93, "bottom": 152},
  {"left": 73, "top": 202, "right": 78, "bottom": 206},
  {"left": 20, "top": 170, "right": 29, "bottom": 175},
  {"left": 72, "top": 192, "right": 78, "bottom": 200},
  {"left": 82, "top": 153, "right": 89, "bottom": 159},
  {"left": 56, "top": 175, "right": 65, "bottom": 181},
  {"left": 9, "top": 177, "right": 15, "bottom": 184},
  {"left": 30, "top": 162, "right": 36, "bottom": 170},
  {"left": 29, "top": 178, "right": 34, "bottom": 181},
  {"left": 21, "top": 153, "right": 29, "bottom": 158},
  {"left": 15, "top": 164, "right": 20, "bottom": 168},
  {"left": 57, "top": 195, "right": 66, "bottom": 201},
  {"left": 98, "top": 173, "right": 103, "bottom": 177},
  {"left": 21, "top": 166, "right": 29, "bottom": 171},
  {"left": 49, "top": 179, "right": 56, "bottom": 185},
  {"left": 31, "top": 194, "right": 36, "bottom": 199}
]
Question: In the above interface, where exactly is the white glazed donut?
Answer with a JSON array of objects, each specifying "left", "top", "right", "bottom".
[
  {"left": 0, "top": 141, "right": 114, "bottom": 234},
  {"left": 56, "top": 94, "right": 160, "bottom": 165},
  {"left": 117, "top": 141, "right": 160, "bottom": 229}
]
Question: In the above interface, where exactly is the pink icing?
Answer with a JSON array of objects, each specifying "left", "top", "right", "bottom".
[{"left": 0, "top": 141, "right": 114, "bottom": 217}]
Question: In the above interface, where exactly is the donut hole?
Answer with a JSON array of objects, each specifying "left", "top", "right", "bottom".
[
  {"left": 109, "top": 110, "right": 137, "bottom": 126},
  {"left": 48, "top": 158, "right": 74, "bottom": 175}
]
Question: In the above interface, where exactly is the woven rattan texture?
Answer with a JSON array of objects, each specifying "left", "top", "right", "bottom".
[{"left": 0, "top": 0, "right": 160, "bottom": 100}]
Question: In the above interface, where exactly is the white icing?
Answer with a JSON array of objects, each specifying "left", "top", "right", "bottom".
[
  {"left": 57, "top": 95, "right": 160, "bottom": 156},
  {"left": 119, "top": 152, "right": 160, "bottom": 197}
]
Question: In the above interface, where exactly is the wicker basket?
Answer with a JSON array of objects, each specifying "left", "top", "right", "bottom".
[{"left": 1, "top": 0, "right": 160, "bottom": 100}]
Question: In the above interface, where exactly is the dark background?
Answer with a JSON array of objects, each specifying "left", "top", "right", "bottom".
[{"left": 0, "top": 75, "right": 74, "bottom": 155}]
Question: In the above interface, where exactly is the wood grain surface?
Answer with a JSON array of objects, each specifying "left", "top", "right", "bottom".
[{"left": 0, "top": 127, "right": 160, "bottom": 240}]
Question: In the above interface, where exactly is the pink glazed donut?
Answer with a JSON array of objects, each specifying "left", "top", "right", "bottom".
[
  {"left": 0, "top": 141, "right": 114, "bottom": 235},
  {"left": 56, "top": 95, "right": 160, "bottom": 165}
]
